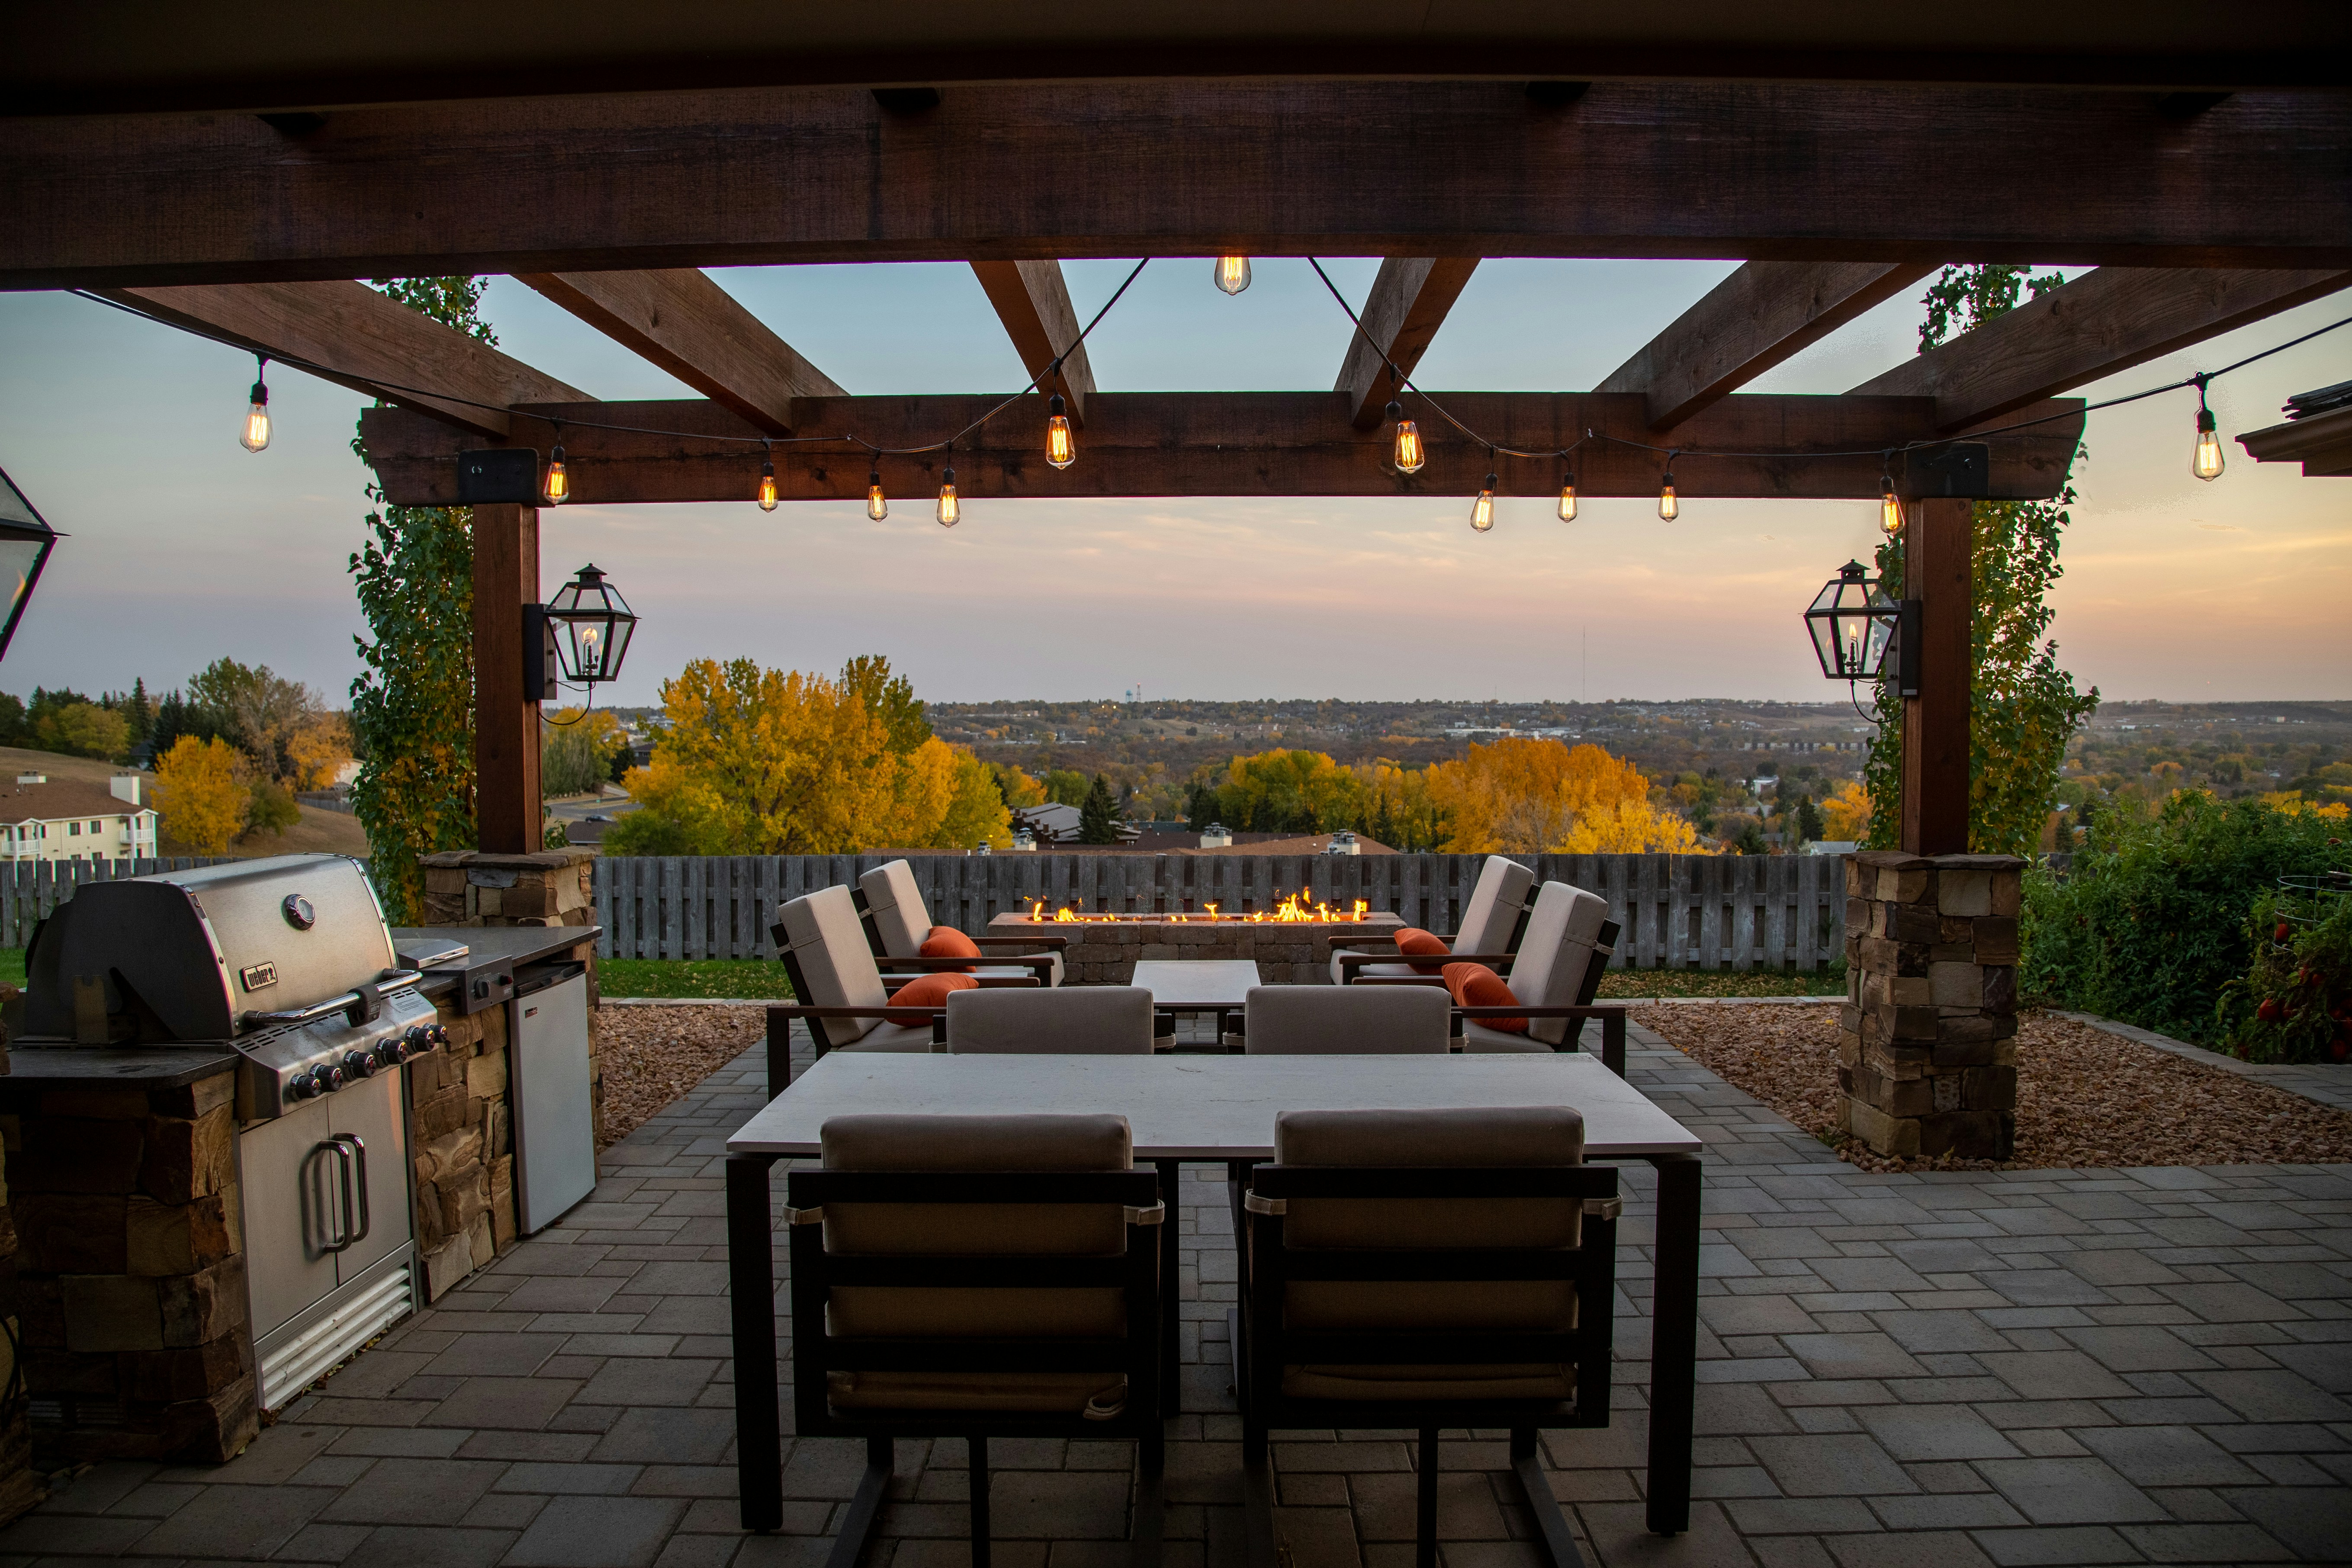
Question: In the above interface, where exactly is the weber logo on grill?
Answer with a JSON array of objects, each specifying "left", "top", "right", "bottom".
[{"left": 240, "top": 961, "right": 280, "bottom": 993}]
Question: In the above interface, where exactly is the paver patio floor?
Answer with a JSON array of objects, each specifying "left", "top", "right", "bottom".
[{"left": 6, "top": 1019, "right": 2349, "bottom": 1567}]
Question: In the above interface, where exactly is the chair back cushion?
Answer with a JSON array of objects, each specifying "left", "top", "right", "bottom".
[
  {"left": 920, "top": 925, "right": 982, "bottom": 972},
  {"left": 1440, "top": 963, "right": 1525, "bottom": 1031},
  {"left": 1501, "top": 880, "right": 1611, "bottom": 1045},
  {"left": 1455, "top": 856, "right": 1536, "bottom": 953},
  {"left": 857, "top": 859, "right": 932, "bottom": 958},
  {"left": 945, "top": 986, "right": 1155, "bottom": 1054},
  {"left": 883, "top": 971, "right": 977, "bottom": 1024},
  {"left": 1391, "top": 926, "right": 1451, "bottom": 974},
  {"left": 778, "top": 885, "right": 887, "bottom": 1045},
  {"left": 1244, "top": 985, "right": 1449, "bottom": 1054},
  {"left": 818, "top": 1113, "right": 1139, "bottom": 1415}
]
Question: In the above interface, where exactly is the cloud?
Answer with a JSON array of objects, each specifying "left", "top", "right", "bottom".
[{"left": 2195, "top": 522, "right": 2244, "bottom": 532}]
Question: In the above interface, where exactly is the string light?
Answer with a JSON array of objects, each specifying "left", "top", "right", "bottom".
[
  {"left": 1045, "top": 393, "right": 1076, "bottom": 469},
  {"left": 1879, "top": 456, "right": 1902, "bottom": 536},
  {"left": 1557, "top": 472, "right": 1577, "bottom": 523},
  {"left": 1658, "top": 452, "right": 1678, "bottom": 521},
  {"left": 2193, "top": 376, "right": 2224, "bottom": 480},
  {"left": 543, "top": 423, "right": 570, "bottom": 505},
  {"left": 936, "top": 456, "right": 960, "bottom": 527},
  {"left": 1469, "top": 456, "right": 1497, "bottom": 533},
  {"left": 1387, "top": 396, "right": 1425, "bottom": 474},
  {"left": 867, "top": 464, "right": 888, "bottom": 521},
  {"left": 240, "top": 355, "right": 271, "bottom": 452},
  {"left": 1214, "top": 256, "right": 1252, "bottom": 295},
  {"left": 756, "top": 442, "right": 778, "bottom": 511}
]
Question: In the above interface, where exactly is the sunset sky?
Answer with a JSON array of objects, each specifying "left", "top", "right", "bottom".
[{"left": 1, "top": 260, "right": 2345, "bottom": 711}]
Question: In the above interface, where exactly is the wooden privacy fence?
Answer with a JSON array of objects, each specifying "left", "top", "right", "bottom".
[
  {"left": 593, "top": 852, "right": 1850, "bottom": 971},
  {"left": 0, "top": 858, "right": 234, "bottom": 948}
]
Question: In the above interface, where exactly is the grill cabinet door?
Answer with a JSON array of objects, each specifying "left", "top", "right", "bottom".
[
  {"left": 235, "top": 1096, "right": 341, "bottom": 1341},
  {"left": 327, "top": 1070, "right": 413, "bottom": 1284},
  {"left": 512, "top": 973, "right": 597, "bottom": 1232}
]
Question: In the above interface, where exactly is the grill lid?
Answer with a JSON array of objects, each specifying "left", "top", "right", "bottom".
[{"left": 26, "top": 854, "right": 397, "bottom": 1042}]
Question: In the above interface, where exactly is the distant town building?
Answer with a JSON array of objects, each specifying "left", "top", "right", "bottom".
[{"left": 0, "top": 773, "right": 161, "bottom": 862}]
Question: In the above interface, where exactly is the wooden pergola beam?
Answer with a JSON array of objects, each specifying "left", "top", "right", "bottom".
[
  {"left": 1337, "top": 259, "right": 1482, "bottom": 429},
  {"left": 96, "top": 281, "right": 586, "bottom": 437},
  {"left": 515, "top": 269, "right": 844, "bottom": 434},
  {"left": 2238, "top": 406, "right": 2352, "bottom": 478},
  {"left": 12, "top": 83, "right": 2349, "bottom": 290},
  {"left": 1850, "top": 267, "right": 2352, "bottom": 431},
  {"left": 360, "top": 391, "right": 2085, "bottom": 508},
  {"left": 1597, "top": 262, "right": 1938, "bottom": 431},
  {"left": 969, "top": 261, "right": 1096, "bottom": 423}
]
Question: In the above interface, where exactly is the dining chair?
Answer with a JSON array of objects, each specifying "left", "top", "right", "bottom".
[
  {"left": 1240, "top": 984, "right": 1451, "bottom": 1054},
  {"left": 858, "top": 858, "right": 1067, "bottom": 985},
  {"left": 1233, "top": 1106, "right": 1618, "bottom": 1568},
  {"left": 789, "top": 1112, "right": 1166, "bottom": 1568},
  {"left": 1329, "top": 854, "right": 1535, "bottom": 984},
  {"left": 946, "top": 986, "right": 1160, "bottom": 1053}
]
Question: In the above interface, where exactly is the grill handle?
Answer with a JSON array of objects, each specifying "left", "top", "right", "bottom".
[
  {"left": 241, "top": 969, "right": 425, "bottom": 1031},
  {"left": 330, "top": 1133, "right": 371, "bottom": 1249}
]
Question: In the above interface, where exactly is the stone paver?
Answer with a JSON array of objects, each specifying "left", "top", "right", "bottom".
[{"left": 3, "top": 1015, "right": 2347, "bottom": 1566}]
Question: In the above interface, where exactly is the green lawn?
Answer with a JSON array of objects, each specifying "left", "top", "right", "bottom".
[
  {"left": 1594, "top": 963, "right": 1846, "bottom": 999},
  {"left": 597, "top": 958, "right": 796, "bottom": 1000},
  {"left": 0, "top": 949, "right": 22, "bottom": 990}
]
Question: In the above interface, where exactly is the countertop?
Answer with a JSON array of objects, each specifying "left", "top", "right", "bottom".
[
  {"left": 0, "top": 1044, "right": 240, "bottom": 1090},
  {"left": 394, "top": 925, "right": 600, "bottom": 1001}
]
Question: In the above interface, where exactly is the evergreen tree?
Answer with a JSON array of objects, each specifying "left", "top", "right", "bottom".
[
  {"left": 1735, "top": 821, "right": 1768, "bottom": 856},
  {"left": 123, "top": 678, "right": 154, "bottom": 747},
  {"left": 1371, "top": 794, "right": 1396, "bottom": 849},
  {"left": 1795, "top": 793, "right": 1825, "bottom": 844},
  {"left": 1078, "top": 774, "right": 1121, "bottom": 843}
]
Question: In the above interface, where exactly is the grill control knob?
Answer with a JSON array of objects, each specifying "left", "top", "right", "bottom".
[
  {"left": 344, "top": 1049, "right": 380, "bottom": 1079},
  {"left": 288, "top": 1073, "right": 323, "bottom": 1102},
  {"left": 375, "top": 1038, "right": 411, "bottom": 1068},
  {"left": 313, "top": 1064, "right": 345, "bottom": 1094},
  {"left": 427, "top": 1024, "right": 450, "bottom": 1047}
]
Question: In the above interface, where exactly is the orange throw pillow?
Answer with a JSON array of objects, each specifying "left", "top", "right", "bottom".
[
  {"left": 1393, "top": 926, "right": 1450, "bottom": 974},
  {"left": 1442, "top": 962, "right": 1526, "bottom": 1031},
  {"left": 884, "top": 971, "right": 978, "bottom": 1024},
  {"left": 921, "top": 924, "right": 983, "bottom": 972}
]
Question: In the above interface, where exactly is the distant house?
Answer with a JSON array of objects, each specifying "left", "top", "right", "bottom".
[
  {"left": 0, "top": 772, "right": 161, "bottom": 863},
  {"left": 1009, "top": 802, "right": 1141, "bottom": 847}
]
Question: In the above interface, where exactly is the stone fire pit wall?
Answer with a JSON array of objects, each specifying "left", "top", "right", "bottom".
[
  {"left": 986, "top": 913, "right": 1405, "bottom": 985},
  {"left": 1839, "top": 851, "right": 2023, "bottom": 1161}
]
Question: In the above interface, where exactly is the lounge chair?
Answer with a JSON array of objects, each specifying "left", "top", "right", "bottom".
[
  {"left": 1328, "top": 854, "right": 1534, "bottom": 984},
  {"left": 859, "top": 858, "right": 1067, "bottom": 986},
  {"left": 789, "top": 1112, "right": 1166, "bottom": 1568},
  {"left": 1234, "top": 1106, "right": 1618, "bottom": 1568}
]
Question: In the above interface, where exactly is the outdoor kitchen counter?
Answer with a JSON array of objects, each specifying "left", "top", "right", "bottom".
[
  {"left": 0, "top": 1044, "right": 239, "bottom": 1091},
  {"left": 394, "top": 924, "right": 603, "bottom": 1009}
]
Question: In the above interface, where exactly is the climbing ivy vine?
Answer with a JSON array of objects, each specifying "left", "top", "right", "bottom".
[{"left": 347, "top": 277, "right": 490, "bottom": 921}]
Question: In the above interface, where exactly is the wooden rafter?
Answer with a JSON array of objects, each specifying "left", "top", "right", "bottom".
[
  {"left": 360, "top": 392, "right": 2085, "bottom": 508},
  {"left": 2239, "top": 407, "right": 2352, "bottom": 478},
  {"left": 968, "top": 261, "right": 1096, "bottom": 424},
  {"left": 1336, "top": 259, "right": 1482, "bottom": 429},
  {"left": 1850, "top": 267, "right": 2352, "bottom": 431},
  {"left": 12, "top": 84, "right": 2349, "bottom": 290},
  {"left": 516, "top": 270, "right": 844, "bottom": 434},
  {"left": 96, "top": 281, "right": 585, "bottom": 437},
  {"left": 1597, "top": 262, "right": 1937, "bottom": 430}
]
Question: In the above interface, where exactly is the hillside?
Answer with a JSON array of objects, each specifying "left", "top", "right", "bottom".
[{"left": 0, "top": 745, "right": 372, "bottom": 861}]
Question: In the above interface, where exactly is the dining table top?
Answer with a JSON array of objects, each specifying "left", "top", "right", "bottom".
[
  {"left": 728, "top": 1049, "right": 1702, "bottom": 1161},
  {"left": 1127, "top": 959, "right": 1265, "bottom": 1009}
]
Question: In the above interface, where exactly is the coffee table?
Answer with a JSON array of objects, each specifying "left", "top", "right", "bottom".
[
  {"left": 725, "top": 1051, "right": 1704, "bottom": 1538},
  {"left": 1129, "top": 958, "right": 1261, "bottom": 1047}
]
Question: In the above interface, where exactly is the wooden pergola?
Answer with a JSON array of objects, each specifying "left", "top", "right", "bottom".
[{"left": 6, "top": 6, "right": 2349, "bottom": 1540}]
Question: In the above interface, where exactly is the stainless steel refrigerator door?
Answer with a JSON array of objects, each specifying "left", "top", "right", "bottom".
[
  {"left": 327, "top": 1069, "right": 413, "bottom": 1284},
  {"left": 236, "top": 1095, "right": 342, "bottom": 1340},
  {"left": 512, "top": 973, "right": 597, "bottom": 1232}
]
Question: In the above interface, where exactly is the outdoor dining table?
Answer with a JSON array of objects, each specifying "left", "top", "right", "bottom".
[
  {"left": 1128, "top": 957, "right": 1262, "bottom": 1047},
  {"left": 726, "top": 1049, "right": 1706, "bottom": 1537}
]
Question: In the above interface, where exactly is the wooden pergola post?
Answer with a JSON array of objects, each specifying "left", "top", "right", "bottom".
[
  {"left": 472, "top": 501, "right": 542, "bottom": 853},
  {"left": 1899, "top": 496, "right": 1972, "bottom": 856}
]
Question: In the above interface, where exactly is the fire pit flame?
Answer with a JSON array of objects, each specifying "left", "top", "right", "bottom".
[{"left": 1022, "top": 894, "right": 1371, "bottom": 924}]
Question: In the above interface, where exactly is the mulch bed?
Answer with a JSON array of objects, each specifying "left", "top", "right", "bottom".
[
  {"left": 595, "top": 1003, "right": 767, "bottom": 1149},
  {"left": 1630, "top": 1002, "right": 2352, "bottom": 1173}
]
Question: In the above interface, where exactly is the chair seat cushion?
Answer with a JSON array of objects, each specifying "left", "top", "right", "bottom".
[
  {"left": 1330, "top": 955, "right": 1422, "bottom": 986},
  {"left": 828, "top": 1369, "right": 1128, "bottom": 1417},
  {"left": 1443, "top": 963, "right": 1526, "bottom": 1030},
  {"left": 1458, "top": 1020, "right": 1553, "bottom": 1053},
  {"left": 1393, "top": 927, "right": 1451, "bottom": 973},
  {"left": 1279, "top": 1363, "right": 1572, "bottom": 1402},
  {"left": 921, "top": 925, "right": 983, "bottom": 970},
  {"left": 883, "top": 972, "right": 977, "bottom": 1022},
  {"left": 833, "top": 1021, "right": 940, "bottom": 1052}
]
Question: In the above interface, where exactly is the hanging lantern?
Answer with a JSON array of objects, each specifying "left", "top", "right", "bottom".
[
  {"left": 1803, "top": 560, "right": 1897, "bottom": 681},
  {"left": 0, "top": 467, "right": 59, "bottom": 662},
  {"left": 543, "top": 563, "right": 638, "bottom": 685}
]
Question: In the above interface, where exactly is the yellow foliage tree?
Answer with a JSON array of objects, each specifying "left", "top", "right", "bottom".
[
  {"left": 1819, "top": 780, "right": 1872, "bottom": 842},
  {"left": 1427, "top": 738, "right": 1697, "bottom": 854},
  {"left": 933, "top": 747, "right": 1016, "bottom": 850},
  {"left": 991, "top": 762, "right": 1047, "bottom": 809},
  {"left": 1220, "top": 749, "right": 1368, "bottom": 833},
  {"left": 286, "top": 710, "right": 355, "bottom": 790},
  {"left": 1556, "top": 797, "right": 1709, "bottom": 854},
  {"left": 152, "top": 736, "right": 251, "bottom": 855}
]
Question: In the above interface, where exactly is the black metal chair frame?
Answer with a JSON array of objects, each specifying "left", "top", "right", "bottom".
[
  {"left": 1233, "top": 1162, "right": 1619, "bottom": 1568},
  {"left": 1351, "top": 918, "right": 1627, "bottom": 1075},
  {"left": 784, "top": 1166, "right": 1167, "bottom": 1568}
]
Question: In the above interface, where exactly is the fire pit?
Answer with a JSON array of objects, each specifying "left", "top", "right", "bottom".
[{"left": 988, "top": 894, "right": 1404, "bottom": 984}]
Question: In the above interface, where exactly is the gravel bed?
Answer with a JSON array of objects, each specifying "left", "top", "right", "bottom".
[
  {"left": 596, "top": 1003, "right": 766, "bottom": 1149},
  {"left": 1631, "top": 1002, "right": 2352, "bottom": 1173}
]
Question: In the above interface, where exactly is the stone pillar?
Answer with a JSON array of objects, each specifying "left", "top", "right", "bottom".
[
  {"left": 420, "top": 848, "right": 594, "bottom": 927},
  {"left": 1840, "top": 851, "right": 2023, "bottom": 1161}
]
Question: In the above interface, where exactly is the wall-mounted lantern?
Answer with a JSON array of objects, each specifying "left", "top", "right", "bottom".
[
  {"left": 1804, "top": 559, "right": 1920, "bottom": 698},
  {"left": 0, "top": 467, "right": 61, "bottom": 662}
]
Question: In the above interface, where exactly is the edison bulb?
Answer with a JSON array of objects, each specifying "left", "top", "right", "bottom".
[
  {"left": 1880, "top": 489, "right": 1903, "bottom": 536},
  {"left": 936, "top": 468, "right": 960, "bottom": 528},
  {"left": 241, "top": 395, "right": 271, "bottom": 453},
  {"left": 757, "top": 462, "right": 778, "bottom": 511},
  {"left": 1045, "top": 394, "right": 1076, "bottom": 470},
  {"left": 1469, "top": 479, "right": 1496, "bottom": 533},
  {"left": 1215, "top": 256, "right": 1251, "bottom": 295},
  {"left": 1557, "top": 479, "right": 1577, "bottom": 523},
  {"left": 543, "top": 447, "right": 570, "bottom": 505},
  {"left": 1657, "top": 474, "right": 1677, "bottom": 522},
  {"left": 2193, "top": 410, "right": 2224, "bottom": 481},
  {"left": 867, "top": 474, "right": 889, "bottom": 521}
]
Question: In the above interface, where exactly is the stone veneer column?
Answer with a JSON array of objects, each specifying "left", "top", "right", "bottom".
[{"left": 1840, "top": 851, "right": 2024, "bottom": 1161}]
